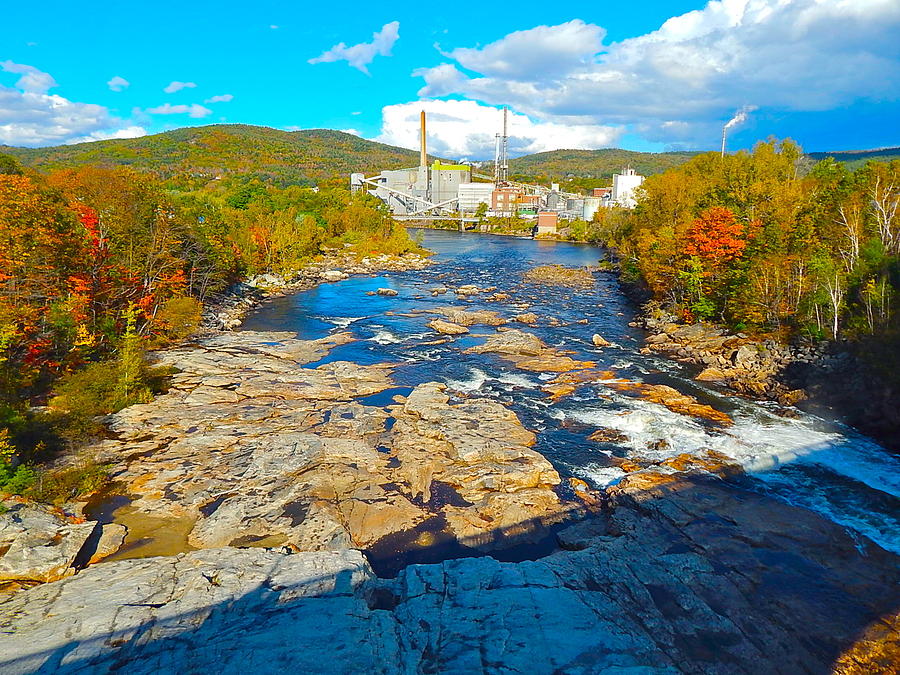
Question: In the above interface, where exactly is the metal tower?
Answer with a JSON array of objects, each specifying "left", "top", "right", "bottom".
[{"left": 494, "top": 106, "right": 509, "bottom": 184}]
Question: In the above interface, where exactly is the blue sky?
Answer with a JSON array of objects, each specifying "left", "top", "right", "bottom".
[{"left": 2, "top": 0, "right": 899, "bottom": 158}]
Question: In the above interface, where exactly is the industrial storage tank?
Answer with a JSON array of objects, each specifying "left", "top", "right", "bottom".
[{"left": 583, "top": 197, "right": 602, "bottom": 221}]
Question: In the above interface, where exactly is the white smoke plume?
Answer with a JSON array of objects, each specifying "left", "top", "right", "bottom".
[{"left": 724, "top": 105, "right": 757, "bottom": 130}]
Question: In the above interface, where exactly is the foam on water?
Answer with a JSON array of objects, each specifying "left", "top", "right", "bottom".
[
  {"left": 578, "top": 464, "right": 626, "bottom": 488},
  {"left": 371, "top": 329, "right": 402, "bottom": 345},
  {"left": 559, "top": 389, "right": 900, "bottom": 553},
  {"left": 319, "top": 316, "right": 367, "bottom": 328},
  {"left": 445, "top": 368, "right": 537, "bottom": 395}
]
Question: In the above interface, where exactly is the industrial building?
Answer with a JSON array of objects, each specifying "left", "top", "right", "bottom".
[
  {"left": 611, "top": 168, "right": 645, "bottom": 208},
  {"left": 351, "top": 110, "right": 646, "bottom": 230}
]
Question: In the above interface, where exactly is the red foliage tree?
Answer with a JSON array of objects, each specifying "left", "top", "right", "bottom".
[{"left": 684, "top": 207, "right": 747, "bottom": 264}]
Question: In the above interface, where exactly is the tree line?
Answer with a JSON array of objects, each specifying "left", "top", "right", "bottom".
[{"left": 588, "top": 140, "right": 899, "bottom": 342}]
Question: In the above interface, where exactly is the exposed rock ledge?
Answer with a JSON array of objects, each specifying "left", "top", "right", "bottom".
[
  {"left": 74, "top": 330, "right": 573, "bottom": 558},
  {"left": 2, "top": 470, "right": 896, "bottom": 674}
]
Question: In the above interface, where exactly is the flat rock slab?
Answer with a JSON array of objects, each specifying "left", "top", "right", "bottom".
[
  {"left": 82, "top": 332, "right": 577, "bottom": 557},
  {"left": 3, "top": 474, "right": 896, "bottom": 674}
]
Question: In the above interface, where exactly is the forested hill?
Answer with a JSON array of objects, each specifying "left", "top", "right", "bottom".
[
  {"left": 508, "top": 148, "right": 700, "bottom": 182},
  {"left": 0, "top": 125, "right": 421, "bottom": 187},
  {"left": 5, "top": 124, "right": 897, "bottom": 189},
  {"left": 807, "top": 147, "right": 900, "bottom": 171}
]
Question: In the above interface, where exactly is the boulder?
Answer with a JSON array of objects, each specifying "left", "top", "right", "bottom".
[
  {"left": 695, "top": 366, "right": 728, "bottom": 382},
  {"left": 320, "top": 270, "right": 348, "bottom": 282},
  {"left": 86, "top": 523, "right": 128, "bottom": 565},
  {"left": 0, "top": 504, "right": 98, "bottom": 583},
  {"left": 731, "top": 344, "right": 758, "bottom": 367},
  {"left": 513, "top": 312, "right": 538, "bottom": 325},
  {"left": 435, "top": 307, "right": 506, "bottom": 326},
  {"left": 426, "top": 319, "right": 469, "bottom": 336},
  {"left": 376, "top": 288, "right": 398, "bottom": 296},
  {"left": 591, "top": 333, "right": 611, "bottom": 347}
]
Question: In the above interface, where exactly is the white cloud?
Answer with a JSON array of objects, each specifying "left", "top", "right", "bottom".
[
  {"left": 163, "top": 80, "right": 197, "bottom": 94},
  {"left": 146, "top": 103, "right": 212, "bottom": 118},
  {"left": 375, "top": 99, "right": 622, "bottom": 161},
  {"left": 204, "top": 94, "right": 234, "bottom": 103},
  {"left": 1, "top": 60, "right": 56, "bottom": 94},
  {"left": 270, "top": 24, "right": 279, "bottom": 30},
  {"left": 66, "top": 125, "right": 147, "bottom": 144},
  {"left": 415, "top": 1, "right": 900, "bottom": 148},
  {"left": 443, "top": 19, "right": 604, "bottom": 80},
  {"left": 107, "top": 76, "right": 130, "bottom": 92},
  {"left": 340, "top": 128, "right": 361, "bottom": 136},
  {"left": 0, "top": 61, "right": 142, "bottom": 146},
  {"left": 309, "top": 21, "right": 400, "bottom": 74}
]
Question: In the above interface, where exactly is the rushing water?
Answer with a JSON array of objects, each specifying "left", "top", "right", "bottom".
[{"left": 243, "top": 229, "right": 900, "bottom": 555}]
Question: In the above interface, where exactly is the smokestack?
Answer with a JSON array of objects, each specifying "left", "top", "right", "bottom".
[
  {"left": 721, "top": 125, "right": 727, "bottom": 158},
  {"left": 420, "top": 110, "right": 427, "bottom": 168}
]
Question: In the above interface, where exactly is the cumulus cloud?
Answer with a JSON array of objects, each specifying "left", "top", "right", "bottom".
[
  {"left": 204, "top": 94, "right": 234, "bottom": 103},
  {"left": 376, "top": 99, "right": 622, "bottom": 160},
  {"left": 163, "top": 80, "right": 197, "bottom": 94},
  {"left": 107, "top": 76, "right": 130, "bottom": 92},
  {"left": 340, "top": 128, "right": 361, "bottom": 136},
  {"left": 415, "top": 1, "right": 900, "bottom": 148},
  {"left": 0, "top": 61, "right": 142, "bottom": 146},
  {"left": 146, "top": 103, "right": 212, "bottom": 118},
  {"left": 1, "top": 60, "right": 56, "bottom": 94},
  {"left": 309, "top": 21, "right": 400, "bottom": 74}
]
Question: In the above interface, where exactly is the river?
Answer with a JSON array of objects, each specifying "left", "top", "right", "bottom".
[{"left": 242, "top": 229, "right": 900, "bottom": 557}]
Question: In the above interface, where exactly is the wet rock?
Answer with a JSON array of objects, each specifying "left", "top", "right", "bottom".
[
  {"left": 778, "top": 388, "right": 808, "bottom": 406},
  {"left": 426, "top": 319, "right": 469, "bottom": 336},
  {"left": 376, "top": 288, "right": 398, "bottom": 296},
  {"left": 587, "top": 428, "right": 629, "bottom": 444},
  {"left": 466, "top": 329, "right": 545, "bottom": 356},
  {"left": 435, "top": 306, "right": 506, "bottom": 326},
  {"left": 467, "top": 330, "right": 596, "bottom": 374},
  {"left": 513, "top": 312, "right": 538, "bottom": 325},
  {"left": 586, "top": 377, "right": 732, "bottom": 426},
  {"left": 591, "top": 333, "right": 611, "bottom": 347}
]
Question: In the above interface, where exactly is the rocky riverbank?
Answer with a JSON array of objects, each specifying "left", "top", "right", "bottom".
[
  {"left": 633, "top": 301, "right": 822, "bottom": 408},
  {"left": 205, "top": 249, "right": 431, "bottom": 331},
  {"left": 631, "top": 300, "right": 900, "bottom": 448}
]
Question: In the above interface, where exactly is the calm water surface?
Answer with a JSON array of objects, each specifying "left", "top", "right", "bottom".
[{"left": 243, "top": 230, "right": 900, "bottom": 555}]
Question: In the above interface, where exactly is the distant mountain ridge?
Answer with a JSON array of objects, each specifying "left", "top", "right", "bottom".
[
  {"left": 0, "top": 125, "right": 421, "bottom": 186},
  {"left": 2, "top": 125, "right": 897, "bottom": 187},
  {"left": 508, "top": 148, "right": 700, "bottom": 181}
]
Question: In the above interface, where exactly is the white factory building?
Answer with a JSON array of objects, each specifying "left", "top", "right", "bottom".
[{"left": 611, "top": 168, "right": 645, "bottom": 208}]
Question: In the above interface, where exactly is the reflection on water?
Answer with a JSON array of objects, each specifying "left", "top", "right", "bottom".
[{"left": 242, "top": 230, "right": 900, "bottom": 554}]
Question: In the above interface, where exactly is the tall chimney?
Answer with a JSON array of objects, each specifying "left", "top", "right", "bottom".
[
  {"left": 420, "top": 110, "right": 427, "bottom": 168},
  {"left": 721, "top": 125, "right": 727, "bottom": 158}
]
